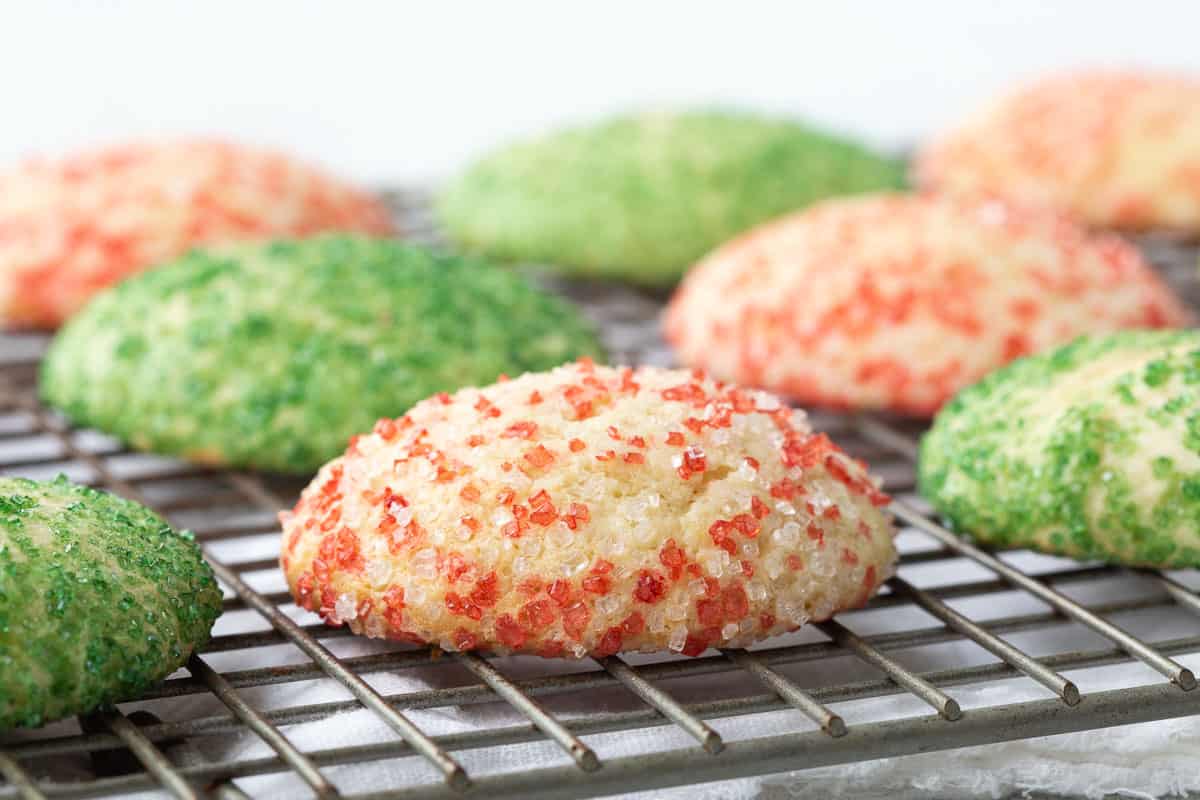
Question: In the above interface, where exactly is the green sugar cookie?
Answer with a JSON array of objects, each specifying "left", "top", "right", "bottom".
[
  {"left": 41, "top": 235, "right": 605, "bottom": 474},
  {"left": 437, "top": 110, "right": 906, "bottom": 285},
  {"left": 0, "top": 476, "right": 221, "bottom": 730},
  {"left": 919, "top": 331, "right": 1200, "bottom": 568}
]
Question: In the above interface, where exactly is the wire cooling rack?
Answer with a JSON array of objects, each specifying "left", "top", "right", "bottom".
[{"left": 1, "top": 191, "right": 1200, "bottom": 800}]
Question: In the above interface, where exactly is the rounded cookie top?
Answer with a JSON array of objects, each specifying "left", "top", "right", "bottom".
[
  {"left": 41, "top": 235, "right": 605, "bottom": 475},
  {"left": 919, "top": 330, "right": 1200, "bottom": 568},
  {"left": 0, "top": 476, "right": 222, "bottom": 730},
  {"left": 280, "top": 362, "right": 896, "bottom": 658},
  {"left": 437, "top": 110, "right": 905, "bottom": 285},
  {"left": 0, "top": 139, "right": 394, "bottom": 328},
  {"left": 916, "top": 71, "right": 1200, "bottom": 232},
  {"left": 665, "top": 193, "right": 1190, "bottom": 416}
]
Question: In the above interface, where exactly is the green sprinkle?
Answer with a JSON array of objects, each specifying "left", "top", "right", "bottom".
[
  {"left": 919, "top": 330, "right": 1200, "bottom": 569},
  {"left": 40, "top": 235, "right": 606, "bottom": 474},
  {"left": 438, "top": 110, "right": 905, "bottom": 284},
  {"left": 0, "top": 476, "right": 221, "bottom": 730}
]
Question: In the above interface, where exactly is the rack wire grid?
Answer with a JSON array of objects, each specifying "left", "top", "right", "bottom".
[{"left": 2, "top": 190, "right": 1200, "bottom": 800}]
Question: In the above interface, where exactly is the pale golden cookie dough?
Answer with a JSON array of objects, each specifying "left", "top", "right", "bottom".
[{"left": 281, "top": 362, "right": 897, "bottom": 657}]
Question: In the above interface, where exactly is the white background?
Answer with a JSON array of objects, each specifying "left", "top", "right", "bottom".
[{"left": 2, "top": 1, "right": 1199, "bottom": 185}]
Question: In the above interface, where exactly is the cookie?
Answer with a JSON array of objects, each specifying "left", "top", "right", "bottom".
[
  {"left": 280, "top": 361, "right": 896, "bottom": 658},
  {"left": 437, "top": 110, "right": 905, "bottom": 285},
  {"left": 0, "top": 476, "right": 222, "bottom": 730},
  {"left": 41, "top": 235, "right": 605, "bottom": 475},
  {"left": 917, "top": 71, "right": 1200, "bottom": 233},
  {"left": 664, "top": 193, "right": 1191, "bottom": 416},
  {"left": 1, "top": 139, "right": 394, "bottom": 328},
  {"left": 919, "top": 331, "right": 1200, "bottom": 568}
]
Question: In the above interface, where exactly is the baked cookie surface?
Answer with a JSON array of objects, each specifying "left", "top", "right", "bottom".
[
  {"left": 280, "top": 362, "right": 896, "bottom": 657},
  {"left": 917, "top": 71, "right": 1200, "bottom": 233},
  {"left": 919, "top": 331, "right": 1200, "bottom": 568},
  {"left": 40, "top": 235, "right": 604, "bottom": 474},
  {"left": 0, "top": 476, "right": 221, "bottom": 730},
  {"left": 665, "top": 193, "right": 1190, "bottom": 416},
  {"left": 437, "top": 110, "right": 905, "bottom": 284},
  {"left": 0, "top": 139, "right": 394, "bottom": 328}
]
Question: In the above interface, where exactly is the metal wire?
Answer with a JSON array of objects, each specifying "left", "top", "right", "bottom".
[
  {"left": 886, "top": 576, "right": 1080, "bottom": 705},
  {"left": 0, "top": 192, "right": 1198, "bottom": 799},
  {"left": 88, "top": 712, "right": 198, "bottom": 800},
  {"left": 186, "top": 655, "right": 340, "bottom": 799},
  {"left": 720, "top": 649, "right": 846, "bottom": 736},
  {"left": 815, "top": 620, "right": 962, "bottom": 721},
  {"left": 0, "top": 753, "right": 45, "bottom": 800},
  {"left": 597, "top": 656, "right": 724, "bottom": 753}
]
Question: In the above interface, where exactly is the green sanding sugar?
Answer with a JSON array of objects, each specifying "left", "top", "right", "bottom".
[
  {"left": 0, "top": 476, "right": 221, "bottom": 730},
  {"left": 437, "top": 110, "right": 906, "bottom": 284},
  {"left": 918, "top": 330, "right": 1200, "bottom": 568},
  {"left": 40, "top": 235, "right": 605, "bottom": 474}
]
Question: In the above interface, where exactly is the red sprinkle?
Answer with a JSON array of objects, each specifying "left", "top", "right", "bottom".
[
  {"left": 373, "top": 418, "right": 398, "bottom": 441},
  {"left": 722, "top": 585, "right": 749, "bottom": 621},
  {"left": 528, "top": 490, "right": 558, "bottom": 526},
  {"left": 732, "top": 513, "right": 761, "bottom": 538},
  {"left": 677, "top": 446, "right": 707, "bottom": 480},
  {"left": 708, "top": 520, "right": 737, "bottom": 555},
  {"left": 382, "top": 586, "right": 405, "bottom": 629},
  {"left": 502, "top": 420, "right": 539, "bottom": 439},
  {"left": 563, "top": 600, "right": 591, "bottom": 639},
  {"left": 548, "top": 579, "right": 573, "bottom": 607},
  {"left": 661, "top": 383, "right": 708, "bottom": 404},
  {"left": 452, "top": 627, "right": 478, "bottom": 651},
  {"left": 495, "top": 613, "right": 528, "bottom": 649},
  {"left": 444, "top": 552, "right": 472, "bottom": 582},
  {"left": 294, "top": 573, "right": 314, "bottom": 609},
  {"left": 582, "top": 574, "right": 612, "bottom": 595},
  {"left": 682, "top": 632, "right": 712, "bottom": 657},
  {"left": 538, "top": 641, "right": 566, "bottom": 658},
  {"left": 750, "top": 496, "right": 770, "bottom": 519},
  {"left": 563, "top": 502, "right": 590, "bottom": 530},
  {"left": 445, "top": 592, "right": 482, "bottom": 620},
  {"left": 594, "top": 626, "right": 624, "bottom": 657},
  {"left": 633, "top": 570, "right": 667, "bottom": 603},
  {"left": 469, "top": 572, "right": 500, "bottom": 607},
  {"left": 519, "top": 599, "right": 557, "bottom": 631},
  {"left": 659, "top": 538, "right": 686, "bottom": 580},
  {"left": 783, "top": 432, "right": 837, "bottom": 469},
  {"left": 825, "top": 454, "right": 891, "bottom": 507},
  {"left": 621, "top": 611, "right": 645, "bottom": 635},
  {"left": 697, "top": 598, "right": 722, "bottom": 626}
]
